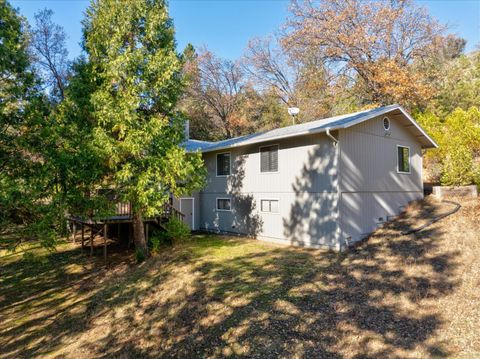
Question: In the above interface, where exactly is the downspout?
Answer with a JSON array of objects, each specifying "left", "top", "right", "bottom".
[
  {"left": 326, "top": 127, "right": 338, "bottom": 145},
  {"left": 326, "top": 127, "right": 342, "bottom": 250}
]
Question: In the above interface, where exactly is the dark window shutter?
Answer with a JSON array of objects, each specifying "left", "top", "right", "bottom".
[
  {"left": 260, "top": 145, "right": 278, "bottom": 172},
  {"left": 217, "top": 153, "right": 230, "bottom": 176},
  {"left": 261, "top": 149, "right": 269, "bottom": 172}
]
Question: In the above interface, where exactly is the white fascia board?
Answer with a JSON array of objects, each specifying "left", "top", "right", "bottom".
[
  {"left": 340, "top": 104, "right": 438, "bottom": 149},
  {"left": 200, "top": 127, "right": 330, "bottom": 153},
  {"left": 398, "top": 107, "right": 439, "bottom": 149},
  {"left": 198, "top": 104, "right": 437, "bottom": 153},
  {"left": 339, "top": 104, "right": 400, "bottom": 129}
]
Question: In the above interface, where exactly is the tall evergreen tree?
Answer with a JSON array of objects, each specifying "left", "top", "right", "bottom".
[
  {"left": 83, "top": 0, "right": 205, "bottom": 258},
  {"left": 0, "top": 0, "right": 35, "bottom": 176},
  {"left": 0, "top": 1, "right": 50, "bottom": 237}
]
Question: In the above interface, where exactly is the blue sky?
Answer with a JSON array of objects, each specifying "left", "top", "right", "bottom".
[{"left": 11, "top": 0, "right": 480, "bottom": 61}]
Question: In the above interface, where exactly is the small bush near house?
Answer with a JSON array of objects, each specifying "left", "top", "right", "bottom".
[
  {"left": 164, "top": 217, "right": 191, "bottom": 243},
  {"left": 135, "top": 248, "right": 146, "bottom": 263},
  {"left": 149, "top": 219, "right": 191, "bottom": 252},
  {"left": 150, "top": 235, "right": 162, "bottom": 253},
  {"left": 149, "top": 230, "right": 171, "bottom": 252}
]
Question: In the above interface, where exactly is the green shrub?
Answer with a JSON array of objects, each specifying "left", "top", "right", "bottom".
[
  {"left": 441, "top": 144, "right": 475, "bottom": 186},
  {"left": 135, "top": 248, "right": 146, "bottom": 263},
  {"left": 146, "top": 218, "right": 190, "bottom": 252},
  {"left": 164, "top": 217, "right": 190, "bottom": 243},
  {"left": 150, "top": 235, "right": 161, "bottom": 253},
  {"left": 149, "top": 228, "right": 171, "bottom": 250},
  {"left": 417, "top": 107, "right": 480, "bottom": 186}
]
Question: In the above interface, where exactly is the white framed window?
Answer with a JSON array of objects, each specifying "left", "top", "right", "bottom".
[
  {"left": 383, "top": 117, "right": 391, "bottom": 131},
  {"left": 216, "top": 152, "right": 231, "bottom": 177},
  {"left": 260, "top": 144, "right": 279, "bottom": 173},
  {"left": 260, "top": 199, "right": 279, "bottom": 213},
  {"left": 216, "top": 197, "right": 232, "bottom": 211},
  {"left": 397, "top": 145, "right": 411, "bottom": 174}
]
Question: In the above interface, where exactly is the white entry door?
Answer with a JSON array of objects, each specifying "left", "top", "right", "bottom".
[{"left": 180, "top": 198, "right": 194, "bottom": 230}]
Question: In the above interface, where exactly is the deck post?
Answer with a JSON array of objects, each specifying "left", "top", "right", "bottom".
[
  {"left": 104, "top": 223, "right": 107, "bottom": 265},
  {"left": 128, "top": 223, "right": 133, "bottom": 249},
  {"left": 90, "top": 224, "right": 94, "bottom": 256},
  {"left": 145, "top": 223, "right": 149, "bottom": 246},
  {"left": 72, "top": 222, "right": 76, "bottom": 243},
  {"left": 81, "top": 224, "right": 85, "bottom": 249}
]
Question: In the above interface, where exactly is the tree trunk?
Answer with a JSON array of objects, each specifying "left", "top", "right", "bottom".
[{"left": 132, "top": 211, "right": 148, "bottom": 259}]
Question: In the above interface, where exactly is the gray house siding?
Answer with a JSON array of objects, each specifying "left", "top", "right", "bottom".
[
  {"left": 338, "top": 114, "right": 424, "bottom": 244},
  {"left": 198, "top": 133, "right": 340, "bottom": 248},
  {"left": 175, "top": 106, "right": 434, "bottom": 250}
]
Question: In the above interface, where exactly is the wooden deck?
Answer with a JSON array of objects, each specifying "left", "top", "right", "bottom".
[
  {"left": 68, "top": 201, "right": 184, "bottom": 264},
  {"left": 70, "top": 201, "right": 184, "bottom": 224}
]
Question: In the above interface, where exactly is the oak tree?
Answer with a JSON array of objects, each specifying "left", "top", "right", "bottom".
[{"left": 284, "top": 0, "right": 447, "bottom": 109}]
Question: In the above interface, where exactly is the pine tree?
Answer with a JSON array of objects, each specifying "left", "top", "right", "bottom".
[{"left": 83, "top": 0, "right": 205, "bottom": 258}]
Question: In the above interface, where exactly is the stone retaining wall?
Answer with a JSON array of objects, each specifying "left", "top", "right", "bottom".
[{"left": 432, "top": 185, "right": 478, "bottom": 199}]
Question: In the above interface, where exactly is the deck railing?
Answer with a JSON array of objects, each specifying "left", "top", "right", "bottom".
[
  {"left": 160, "top": 201, "right": 185, "bottom": 221},
  {"left": 114, "top": 201, "right": 184, "bottom": 221},
  {"left": 115, "top": 202, "right": 132, "bottom": 216}
]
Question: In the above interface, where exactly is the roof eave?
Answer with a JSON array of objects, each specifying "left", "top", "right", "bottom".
[
  {"left": 398, "top": 107, "right": 439, "bottom": 149},
  {"left": 198, "top": 126, "right": 333, "bottom": 153},
  {"left": 191, "top": 104, "right": 438, "bottom": 153},
  {"left": 341, "top": 104, "right": 438, "bottom": 149}
]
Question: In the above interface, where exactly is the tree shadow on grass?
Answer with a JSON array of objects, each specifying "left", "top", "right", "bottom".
[
  {"left": 152, "top": 237, "right": 456, "bottom": 358},
  {"left": 0, "top": 241, "right": 137, "bottom": 358},
  {"left": 90, "top": 205, "right": 458, "bottom": 358},
  {"left": 0, "top": 201, "right": 460, "bottom": 358}
]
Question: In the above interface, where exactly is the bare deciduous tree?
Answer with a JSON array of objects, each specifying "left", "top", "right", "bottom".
[
  {"left": 31, "top": 8, "right": 69, "bottom": 100},
  {"left": 243, "top": 36, "right": 336, "bottom": 121},
  {"left": 187, "top": 49, "right": 246, "bottom": 138},
  {"left": 243, "top": 37, "right": 297, "bottom": 106}
]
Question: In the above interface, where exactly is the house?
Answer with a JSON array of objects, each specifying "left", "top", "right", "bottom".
[{"left": 175, "top": 104, "right": 437, "bottom": 250}]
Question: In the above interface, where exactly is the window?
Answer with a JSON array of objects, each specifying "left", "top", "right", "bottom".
[
  {"left": 260, "top": 145, "right": 278, "bottom": 173},
  {"left": 216, "top": 198, "right": 231, "bottom": 211},
  {"left": 397, "top": 146, "right": 410, "bottom": 173},
  {"left": 216, "top": 152, "right": 230, "bottom": 176},
  {"left": 260, "top": 199, "right": 279, "bottom": 213},
  {"left": 383, "top": 117, "right": 390, "bottom": 131}
]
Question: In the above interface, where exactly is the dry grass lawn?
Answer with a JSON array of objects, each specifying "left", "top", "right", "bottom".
[{"left": 1, "top": 196, "right": 479, "bottom": 358}]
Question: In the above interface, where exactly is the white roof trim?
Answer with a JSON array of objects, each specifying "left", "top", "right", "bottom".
[
  {"left": 188, "top": 104, "right": 438, "bottom": 153},
  {"left": 340, "top": 105, "right": 438, "bottom": 148},
  {"left": 397, "top": 107, "right": 438, "bottom": 148}
]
